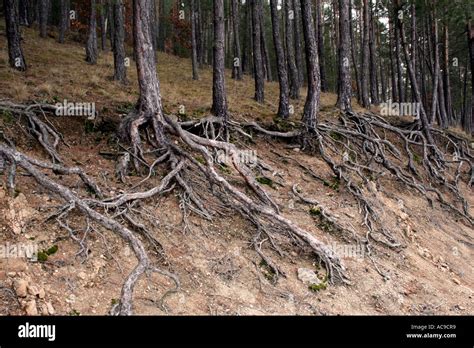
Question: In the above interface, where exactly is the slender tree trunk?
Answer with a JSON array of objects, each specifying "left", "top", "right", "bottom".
[
  {"left": 191, "top": 0, "right": 199, "bottom": 80},
  {"left": 389, "top": 14, "right": 398, "bottom": 102},
  {"left": 231, "top": 0, "right": 243, "bottom": 80},
  {"left": 285, "top": 0, "right": 299, "bottom": 99},
  {"left": 336, "top": 0, "right": 352, "bottom": 111},
  {"left": 58, "top": 0, "right": 67, "bottom": 43},
  {"left": 27, "top": 0, "right": 35, "bottom": 27},
  {"left": 360, "top": 0, "right": 370, "bottom": 107},
  {"left": 300, "top": 0, "right": 320, "bottom": 132},
  {"left": 293, "top": 0, "right": 303, "bottom": 87},
  {"left": 315, "top": 0, "right": 327, "bottom": 92},
  {"left": 251, "top": 0, "right": 265, "bottom": 103},
  {"left": 99, "top": 0, "right": 107, "bottom": 51},
  {"left": 39, "top": 0, "right": 48, "bottom": 38},
  {"left": 395, "top": 0, "right": 434, "bottom": 145},
  {"left": 430, "top": 8, "right": 442, "bottom": 126},
  {"left": 467, "top": 21, "right": 474, "bottom": 134},
  {"left": 442, "top": 24, "right": 453, "bottom": 124},
  {"left": 242, "top": 2, "right": 249, "bottom": 74},
  {"left": 112, "top": 0, "right": 127, "bottom": 84},
  {"left": 85, "top": 0, "right": 98, "bottom": 64},
  {"left": 394, "top": 11, "right": 404, "bottom": 103},
  {"left": 270, "top": 0, "right": 290, "bottom": 118},
  {"left": 4, "top": 0, "right": 27, "bottom": 71},
  {"left": 18, "top": 0, "right": 28, "bottom": 26},
  {"left": 369, "top": 4, "right": 379, "bottom": 105},
  {"left": 350, "top": 0, "right": 361, "bottom": 101},
  {"left": 211, "top": 0, "right": 228, "bottom": 118}
]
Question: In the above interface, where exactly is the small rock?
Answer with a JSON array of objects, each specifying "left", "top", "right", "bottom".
[
  {"left": 38, "top": 288, "right": 46, "bottom": 299},
  {"left": 77, "top": 271, "right": 88, "bottom": 280},
  {"left": 40, "top": 303, "right": 49, "bottom": 315},
  {"left": 452, "top": 278, "right": 461, "bottom": 285},
  {"left": 24, "top": 299, "right": 38, "bottom": 315},
  {"left": 27, "top": 284, "right": 40, "bottom": 296},
  {"left": 0, "top": 271, "right": 6, "bottom": 281},
  {"left": 46, "top": 302, "right": 55, "bottom": 315},
  {"left": 293, "top": 148, "right": 300, "bottom": 152},
  {"left": 367, "top": 181, "right": 377, "bottom": 192},
  {"left": 399, "top": 212, "right": 409, "bottom": 221},
  {"left": 14, "top": 279, "right": 28, "bottom": 297},
  {"left": 297, "top": 268, "right": 321, "bottom": 286}
]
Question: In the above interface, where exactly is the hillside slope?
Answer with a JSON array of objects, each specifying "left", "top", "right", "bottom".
[{"left": 0, "top": 25, "right": 473, "bottom": 316}]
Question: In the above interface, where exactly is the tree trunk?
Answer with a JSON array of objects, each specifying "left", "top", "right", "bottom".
[
  {"left": 336, "top": 0, "right": 351, "bottom": 111},
  {"left": 39, "top": 0, "right": 48, "bottom": 38},
  {"left": 230, "top": 0, "right": 243, "bottom": 80},
  {"left": 369, "top": 4, "right": 379, "bottom": 105},
  {"left": 430, "top": 8, "right": 443, "bottom": 127},
  {"left": 112, "top": 0, "right": 127, "bottom": 84},
  {"left": 389, "top": 14, "right": 398, "bottom": 102},
  {"left": 467, "top": 21, "right": 474, "bottom": 134},
  {"left": 211, "top": 0, "right": 228, "bottom": 118},
  {"left": 395, "top": 0, "right": 434, "bottom": 145},
  {"left": 4, "top": 0, "right": 27, "bottom": 71},
  {"left": 260, "top": 7, "right": 272, "bottom": 82},
  {"left": 285, "top": 0, "right": 299, "bottom": 99},
  {"left": 293, "top": 0, "right": 303, "bottom": 87},
  {"left": 191, "top": 0, "right": 199, "bottom": 80},
  {"left": 270, "top": 0, "right": 290, "bottom": 118},
  {"left": 58, "top": 0, "right": 67, "bottom": 43},
  {"left": 442, "top": 24, "right": 453, "bottom": 124},
  {"left": 18, "top": 0, "right": 28, "bottom": 26},
  {"left": 394, "top": 10, "right": 404, "bottom": 103},
  {"left": 86, "top": 0, "right": 98, "bottom": 64},
  {"left": 360, "top": 0, "right": 370, "bottom": 107},
  {"left": 350, "top": 0, "right": 361, "bottom": 101},
  {"left": 300, "top": 0, "right": 320, "bottom": 132},
  {"left": 99, "top": 0, "right": 107, "bottom": 51},
  {"left": 315, "top": 0, "right": 327, "bottom": 92},
  {"left": 251, "top": 0, "right": 265, "bottom": 103}
]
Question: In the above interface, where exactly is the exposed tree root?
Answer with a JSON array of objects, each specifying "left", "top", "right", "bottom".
[{"left": 238, "top": 109, "right": 473, "bottom": 251}]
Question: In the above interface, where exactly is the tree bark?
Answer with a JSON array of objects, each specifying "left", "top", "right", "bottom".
[
  {"left": 39, "top": 0, "right": 48, "bottom": 38},
  {"left": 230, "top": 0, "right": 243, "bottom": 80},
  {"left": 360, "top": 0, "right": 370, "bottom": 107},
  {"left": 369, "top": 4, "right": 379, "bottom": 105},
  {"left": 467, "top": 21, "right": 474, "bottom": 134},
  {"left": 251, "top": 0, "right": 265, "bottom": 103},
  {"left": 300, "top": 0, "right": 320, "bottom": 132},
  {"left": 285, "top": 0, "right": 299, "bottom": 99},
  {"left": 112, "top": 0, "right": 127, "bottom": 84},
  {"left": 293, "top": 0, "right": 303, "bottom": 87},
  {"left": 442, "top": 24, "right": 453, "bottom": 124},
  {"left": 336, "top": 0, "right": 352, "bottom": 111},
  {"left": 99, "top": 0, "right": 107, "bottom": 51},
  {"left": 315, "top": 0, "right": 327, "bottom": 92},
  {"left": 58, "top": 0, "right": 67, "bottom": 43},
  {"left": 191, "top": 0, "right": 199, "bottom": 80},
  {"left": 270, "top": 0, "right": 290, "bottom": 118},
  {"left": 211, "top": 0, "right": 228, "bottom": 118},
  {"left": 86, "top": 0, "right": 98, "bottom": 64},
  {"left": 395, "top": 0, "right": 434, "bottom": 145},
  {"left": 4, "top": 0, "right": 27, "bottom": 71}
]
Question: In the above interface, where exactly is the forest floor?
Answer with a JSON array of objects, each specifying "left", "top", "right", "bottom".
[{"left": 0, "top": 25, "right": 473, "bottom": 316}]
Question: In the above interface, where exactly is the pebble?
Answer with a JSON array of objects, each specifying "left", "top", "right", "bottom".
[
  {"left": 24, "top": 300, "right": 38, "bottom": 315},
  {"left": 14, "top": 279, "right": 28, "bottom": 297}
]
